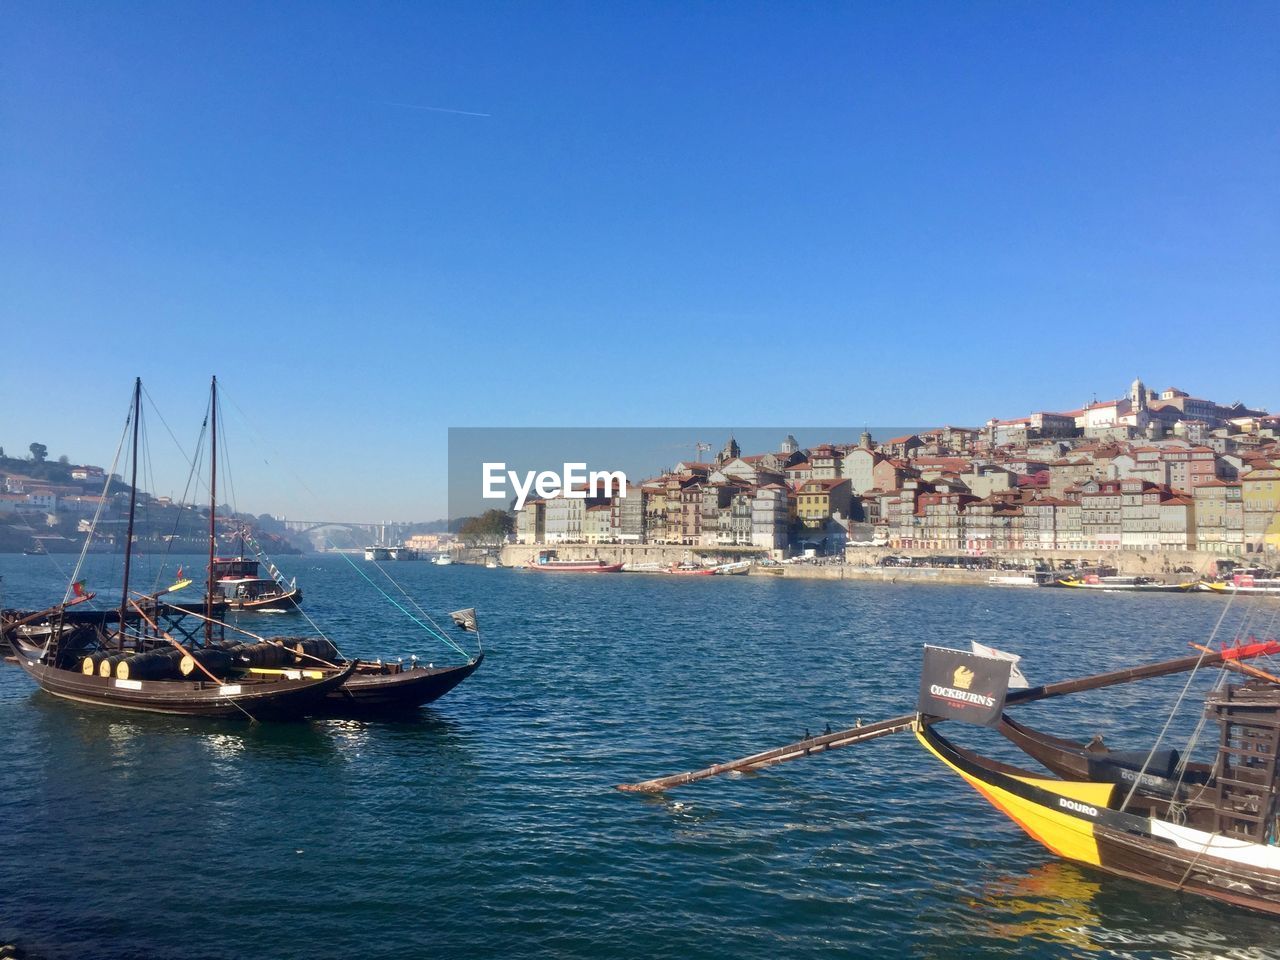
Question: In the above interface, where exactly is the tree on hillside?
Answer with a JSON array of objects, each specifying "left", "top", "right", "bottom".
[
  {"left": 29, "top": 442, "right": 47, "bottom": 463},
  {"left": 458, "top": 509, "right": 514, "bottom": 545},
  {"left": 58, "top": 455, "right": 70, "bottom": 465}
]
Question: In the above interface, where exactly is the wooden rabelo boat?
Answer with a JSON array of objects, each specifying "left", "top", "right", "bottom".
[
  {"left": 915, "top": 680, "right": 1280, "bottom": 917},
  {"left": 291, "top": 593, "right": 485, "bottom": 715},
  {"left": 9, "top": 630, "right": 355, "bottom": 720},
  {"left": 320, "top": 650, "right": 485, "bottom": 715},
  {"left": 7, "top": 378, "right": 355, "bottom": 720}
]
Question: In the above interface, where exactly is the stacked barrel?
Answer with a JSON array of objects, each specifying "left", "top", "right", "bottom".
[{"left": 77, "top": 637, "right": 341, "bottom": 681}]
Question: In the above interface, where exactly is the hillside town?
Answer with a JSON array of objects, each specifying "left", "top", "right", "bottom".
[
  {"left": 0, "top": 453, "right": 302, "bottom": 554},
  {"left": 514, "top": 379, "right": 1280, "bottom": 559}
]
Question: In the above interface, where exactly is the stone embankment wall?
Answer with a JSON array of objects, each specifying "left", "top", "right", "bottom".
[
  {"left": 761, "top": 565, "right": 996, "bottom": 585},
  {"left": 844, "top": 546, "right": 1220, "bottom": 577},
  {"left": 500, "top": 542, "right": 764, "bottom": 569},
  {"left": 500, "top": 542, "right": 1225, "bottom": 585}
]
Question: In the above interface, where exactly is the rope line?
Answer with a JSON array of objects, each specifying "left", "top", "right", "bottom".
[
  {"left": 367, "top": 558, "right": 468, "bottom": 650},
  {"left": 330, "top": 547, "right": 471, "bottom": 658}
]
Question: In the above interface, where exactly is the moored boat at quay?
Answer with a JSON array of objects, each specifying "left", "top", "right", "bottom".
[
  {"left": 668, "top": 562, "right": 715, "bottom": 576},
  {"left": 527, "top": 550, "right": 623, "bottom": 573},
  {"left": 1200, "top": 571, "right": 1280, "bottom": 595},
  {"left": 1057, "top": 574, "right": 1192, "bottom": 592},
  {"left": 988, "top": 572, "right": 1052, "bottom": 587}
]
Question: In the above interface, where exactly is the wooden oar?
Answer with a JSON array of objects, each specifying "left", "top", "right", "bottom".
[{"left": 617, "top": 639, "right": 1280, "bottom": 793}]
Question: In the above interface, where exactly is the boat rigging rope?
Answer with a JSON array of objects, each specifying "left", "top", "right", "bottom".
[
  {"left": 366, "top": 557, "right": 478, "bottom": 653},
  {"left": 1134, "top": 581, "right": 1267, "bottom": 812},
  {"left": 147, "top": 397, "right": 208, "bottom": 592},
  {"left": 329, "top": 547, "right": 471, "bottom": 659},
  {"left": 65, "top": 393, "right": 133, "bottom": 603}
]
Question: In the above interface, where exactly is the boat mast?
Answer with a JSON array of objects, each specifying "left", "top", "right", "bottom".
[
  {"left": 206, "top": 375, "right": 217, "bottom": 646},
  {"left": 118, "top": 377, "right": 142, "bottom": 650}
]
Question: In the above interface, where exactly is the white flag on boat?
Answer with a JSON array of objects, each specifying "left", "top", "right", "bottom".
[
  {"left": 450, "top": 608, "right": 478, "bottom": 632},
  {"left": 971, "top": 641, "right": 1030, "bottom": 689}
]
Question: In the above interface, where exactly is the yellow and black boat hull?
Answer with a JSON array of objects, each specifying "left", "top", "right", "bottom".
[{"left": 916, "top": 720, "right": 1280, "bottom": 916}]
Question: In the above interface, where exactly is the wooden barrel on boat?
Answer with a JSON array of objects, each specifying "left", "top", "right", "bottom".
[
  {"left": 98, "top": 654, "right": 127, "bottom": 678},
  {"left": 293, "top": 638, "right": 338, "bottom": 663},
  {"left": 179, "top": 649, "right": 234, "bottom": 679},
  {"left": 223, "top": 641, "right": 290, "bottom": 668},
  {"left": 81, "top": 653, "right": 102, "bottom": 675},
  {"left": 116, "top": 648, "right": 184, "bottom": 681}
]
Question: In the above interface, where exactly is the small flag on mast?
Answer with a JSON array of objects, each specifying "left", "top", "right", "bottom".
[
  {"left": 971, "top": 641, "right": 1030, "bottom": 689},
  {"left": 71, "top": 580, "right": 87, "bottom": 598},
  {"left": 449, "top": 608, "right": 478, "bottom": 632}
]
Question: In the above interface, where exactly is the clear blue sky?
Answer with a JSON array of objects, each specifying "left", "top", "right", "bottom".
[{"left": 2, "top": 2, "right": 1277, "bottom": 520}]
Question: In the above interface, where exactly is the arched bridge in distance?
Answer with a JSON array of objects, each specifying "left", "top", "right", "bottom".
[{"left": 278, "top": 519, "right": 421, "bottom": 546}]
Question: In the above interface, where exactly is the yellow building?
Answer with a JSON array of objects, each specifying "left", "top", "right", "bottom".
[
  {"left": 795, "top": 478, "right": 852, "bottom": 530},
  {"left": 1242, "top": 468, "right": 1280, "bottom": 553}
]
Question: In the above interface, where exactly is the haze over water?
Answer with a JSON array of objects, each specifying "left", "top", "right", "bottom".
[{"left": 2, "top": 555, "right": 1278, "bottom": 959}]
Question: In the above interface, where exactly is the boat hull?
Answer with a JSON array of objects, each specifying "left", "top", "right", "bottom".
[
  {"left": 1057, "top": 579, "right": 1191, "bottom": 592},
  {"left": 917, "top": 720, "right": 1280, "bottom": 917},
  {"left": 1201, "top": 582, "right": 1280, "bottom": 595},
  {"left": 526, "top": 562, "right": 624, "bottom": 573},
  {"left": 317, "top": 655, "right": 483, "bottom": 716},
  {"left": 9, "top": 651, "right": 356, "bottom": 720},
  {"left": 222, "top": 587, "right": 304, "bottom": 611}
]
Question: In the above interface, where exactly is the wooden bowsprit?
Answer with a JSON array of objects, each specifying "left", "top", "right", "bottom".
[{"left": 617, "top": 640, "right": 1280, "bottom": 793}]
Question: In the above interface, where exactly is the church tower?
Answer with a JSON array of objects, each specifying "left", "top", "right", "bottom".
[
  {"left": 717, "top": 435, "right": 741, "bottom": 464},
  {"left": 1130, "top": 377, "right": 1148, "bottom": 411}
]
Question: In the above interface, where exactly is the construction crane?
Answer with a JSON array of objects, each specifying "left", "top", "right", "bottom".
[{"left": 694, "top": 441, "right": 712, "bottom": 462}]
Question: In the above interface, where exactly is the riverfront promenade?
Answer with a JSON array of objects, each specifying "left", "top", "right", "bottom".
[{"left": 498, "top": 542, "right": 1216, "bottom": 585}]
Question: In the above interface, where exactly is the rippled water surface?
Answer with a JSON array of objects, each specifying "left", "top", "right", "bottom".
[{"left": 3, "top": 554, "right": 1280, "bottom": 959}]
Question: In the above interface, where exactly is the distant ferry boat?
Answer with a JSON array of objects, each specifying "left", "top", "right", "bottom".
[
  {"left": 365, "top": 546, "right": 392, "bottom": 561},
  {"left": 527, "top": 550, "right": 623, "bottom": 573}
]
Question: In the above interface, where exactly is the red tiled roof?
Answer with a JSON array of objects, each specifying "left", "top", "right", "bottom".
[{"left": 799, "top": 478, "right": 850, "bottom": 492}]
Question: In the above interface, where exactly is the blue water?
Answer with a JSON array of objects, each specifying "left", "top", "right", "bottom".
[{"left": 2, "top": 554, "right": 1279, "bottom": 959}]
